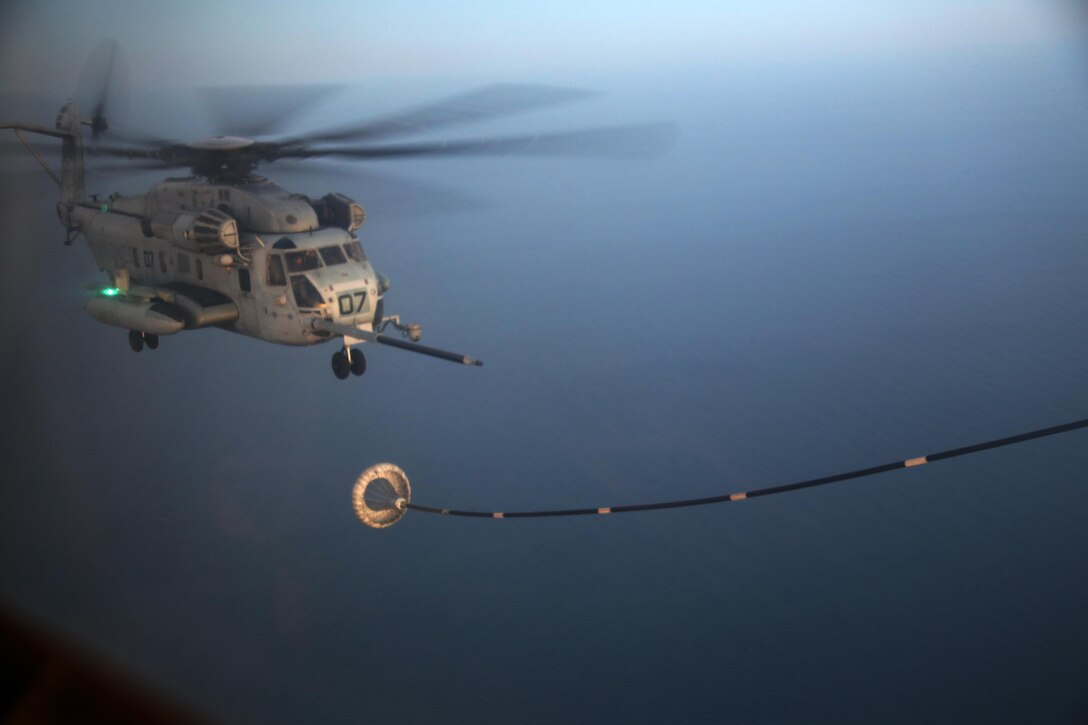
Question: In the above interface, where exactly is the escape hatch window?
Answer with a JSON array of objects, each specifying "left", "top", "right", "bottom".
[
  {"left": 238, "top": 268, "right": 251, "bottom": 293},
  {"left": 290, "top": 275, "right": 324, "bottom": 309},
  {"left": 285, "top": 249, "right": 320, "bottom": 272},
  {"left": 319, "top": 245, "right": 347, "bottom": 266},
  {"left": 266, "top": 254, "right": 286, "bottom": 286}
]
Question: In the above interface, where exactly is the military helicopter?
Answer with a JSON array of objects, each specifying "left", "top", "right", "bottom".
[{"left": 2, "top": 44, "right": 669, "bottom": 379}]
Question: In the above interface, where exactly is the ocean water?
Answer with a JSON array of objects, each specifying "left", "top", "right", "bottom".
[{"left": 2, "top": 48, "right": 1087, "bottom": 723}]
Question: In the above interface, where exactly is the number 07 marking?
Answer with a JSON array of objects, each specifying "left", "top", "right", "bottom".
[{"left": 337, "top": 290, "right": 367, "bottom": 316}]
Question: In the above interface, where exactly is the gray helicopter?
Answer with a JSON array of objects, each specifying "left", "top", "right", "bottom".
[{"left": 1, "top": 46, "right": 670, "bottom": 379}]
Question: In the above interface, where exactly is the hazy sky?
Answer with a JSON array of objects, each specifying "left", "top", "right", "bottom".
[
  {"left": 1, "top": 0, "right": 1086, "bottom": 92},
  {"left": 3, "top": 3, "right": 1088, "bottom": 723}
]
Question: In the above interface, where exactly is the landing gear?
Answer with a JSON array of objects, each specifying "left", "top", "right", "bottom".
[
  {"left": 330, "top": 350, "right": 348, "bottom": 378},
  {"left": 128, "top": 330, "right": 159, "bottom": 352},
  {"left": 331, "top": 350, "right": 350, "bottom": 379},
  {"left": 332, "top": 348, "right": 367, "bottom": 379},
  {"left": 349, "top": 348, "right": 366, "bottom": 376}
]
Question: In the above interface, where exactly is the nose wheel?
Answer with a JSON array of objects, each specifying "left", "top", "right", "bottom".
[
  {"left": 331, "top": 348, "right": 366, "bottom": 379},
  {"left": 331, "top": 350, "right": 349, "bottom": 379},
  {"left": 128, "top": 330, "right": 159, "bottom": 352},
  {"left": 349, "top": 348, "right": 366, "bottom": 376}
]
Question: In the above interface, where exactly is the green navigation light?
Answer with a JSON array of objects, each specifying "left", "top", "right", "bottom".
[{"left": 102, "top": 287, "right": 120, "bottom": 297}]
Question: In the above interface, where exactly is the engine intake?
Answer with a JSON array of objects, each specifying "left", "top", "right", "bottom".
[
  {"left": 150, "top": 208, "right": 240, "bottom": 254},
  {"left": 311, "top": 193, "right": 365, "bottom": 232}
]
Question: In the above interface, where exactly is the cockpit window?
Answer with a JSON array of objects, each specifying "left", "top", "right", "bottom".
[
  {"left": 285, "top": 249, "right": 320, "bottom": 272},
  {"left": 319, "top": 245, "right": 347, "bottom": 266},
  {"left": 290, "top": 274, "right": 324, "bottom": 309},
  {"left": 343, "top": 241, "right": 366, "bottom": 263},
  {"left": 266, "top": 254, "right": 286, "bottom": 286}
]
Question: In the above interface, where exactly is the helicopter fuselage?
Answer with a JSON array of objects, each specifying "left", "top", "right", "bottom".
[
  {"left": 3, "top": 99, "right": 482, "bottom": 375},
  {"left": 78, "top": 175, "right": 382, "bottom": 347},
  {"left": 6, "top": 65, "right": 665, "bottom": 375}
]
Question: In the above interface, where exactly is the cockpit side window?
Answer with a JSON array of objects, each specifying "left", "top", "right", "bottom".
[
  {"left": 319, "top": 245, "right": 347, "bottom": 266},
  {"left": 343, "top": 241, "right": 366, "bottom": 263},
  {"left": 266, "top": 254, "right": 286, "bottom": 286},
  {"left": 285, "top": 250, "right": 321, "bottom": 272},
  {"left": 290, "top": 274, "right": 324, "bottom": 309}
]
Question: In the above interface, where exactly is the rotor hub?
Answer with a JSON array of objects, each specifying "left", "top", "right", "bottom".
[{"left": 178, "top": 137, "right": 264, "bottom": 180}]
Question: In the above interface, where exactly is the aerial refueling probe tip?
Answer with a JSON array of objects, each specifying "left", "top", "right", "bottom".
[{"left": 353, "top": 416, "right": 1088, "bottom": 529}]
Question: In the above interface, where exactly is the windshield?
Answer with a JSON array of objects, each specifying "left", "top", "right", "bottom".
[
  {"left": 285, "top": 250, "right": 320, "bottom": 272},
  {"left": 290, "top": 274, "right": 324, "bottom": 309},
  {"left": 319, "top": 245, "right": 347, "bottom": 266},
  {"left": 343, "top": 241, "right": 366, "bottom": 262},
  {"left": 266, "top": 254, "right": 286, "bottom": 286}
]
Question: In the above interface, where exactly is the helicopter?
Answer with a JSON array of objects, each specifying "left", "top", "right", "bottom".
[{"left": 1, "top": 44, "right": 670, "bottom": 379}]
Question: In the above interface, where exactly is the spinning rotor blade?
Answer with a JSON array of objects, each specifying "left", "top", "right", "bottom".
[
  {"left": 97, "top": 122, "right": 174, "bottom": 148},
  {"left": 89, "top": 121, "right": 675, "bottom": 172},
  {"left": 295, "top": 84, "right": 596, "bottom": 146},
  {"left": 71, "top": 40, "right": 161, "bottom": 147},
  {"left": 90, "top": 42, "right": 117, "bottom": 138},
  {"left": 281, "top": 122, "right": 678, "bottom": 161},
  {"left": 74, "top": 40, "right": 125, "bottom": 139},
  {"left": 73, "top": 74, "right": 674, "bottom": 178},
  {"left": 199, "top": 84, "right": 343, "bottom": 139},
  {"left": 87, "top": 159, "right": 188, "bottom": 173},
  {"left": 276, "top": 162, "right": 487, "bottom": 220},
  {"left": 88, "top": 143, "right": 182, "bottom": 162}
]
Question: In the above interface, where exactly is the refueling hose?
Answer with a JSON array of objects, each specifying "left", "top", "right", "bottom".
[{"left": 403, "top": 416, "right": 1088, "bottom": 520}]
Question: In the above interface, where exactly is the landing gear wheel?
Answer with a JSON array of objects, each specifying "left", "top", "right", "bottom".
[
  {"left": 331, "top": 350, "right": 350, "bottom": 379},
  {"left": 145, "top": 333, "right": 159, "bottom": 350},
  {"left": 128, "top": 330, "right": 144, "bottom": 352},
  {"left": 349, "top": 348, "right": 366, "bottom": 376}
]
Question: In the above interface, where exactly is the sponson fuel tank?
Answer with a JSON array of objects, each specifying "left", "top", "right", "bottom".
[
  {"left": 86, "top": 296, "right": 186, "bottom": 335},
  {"left": 91, "top": 284, "right": 240, "bottom": 331}
]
